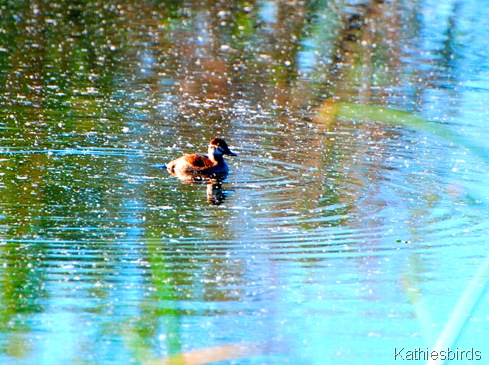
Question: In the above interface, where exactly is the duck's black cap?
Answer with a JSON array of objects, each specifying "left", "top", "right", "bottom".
[{"left": 210, "top": 138, "right": 237, "bottom": 156}]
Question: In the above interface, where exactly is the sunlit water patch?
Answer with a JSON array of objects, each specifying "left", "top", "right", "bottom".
[{"left": 2, "top": 0, "right": 489, "bottom": 364}]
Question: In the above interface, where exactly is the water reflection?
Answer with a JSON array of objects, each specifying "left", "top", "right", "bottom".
[
  {"left": 206, "top": 181, "right": 230, "bottom": 206},
  {"left": 166, "top": 179, "right": 232, "bottom": 206},
  {"left": 1, "top": 0, "right": 489, "bottom": 364}
]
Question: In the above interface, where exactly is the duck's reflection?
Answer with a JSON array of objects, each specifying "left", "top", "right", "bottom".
[
  {"left": 206, "top": 180, "right": 228, "bottom": 205},
  {"left": 176, "top": 174, "right": 231, "bottom": 205}
]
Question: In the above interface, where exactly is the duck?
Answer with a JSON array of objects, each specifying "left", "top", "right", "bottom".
[{"left": 164, "top": 138, "right": 237, "bottom": 180}]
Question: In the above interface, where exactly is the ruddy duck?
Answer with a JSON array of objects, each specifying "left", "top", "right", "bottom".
[{"left": 164, "top": 138, "right": 237, "bottom": 179}]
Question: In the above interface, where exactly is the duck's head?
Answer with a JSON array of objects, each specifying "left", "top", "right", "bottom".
[{"left": 208, "top": 138, "right": 237, "bottom": 157}]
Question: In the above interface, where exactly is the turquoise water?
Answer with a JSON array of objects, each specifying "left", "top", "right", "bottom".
[{"left": 0, "top": 0, "right": 488, "bottom": 364}]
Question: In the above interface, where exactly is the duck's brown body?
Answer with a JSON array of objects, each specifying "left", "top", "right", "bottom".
[
  {"left": 165, "top": 138, "right": 237, "bottom": 180},
  {"left": 166, "top": 153, "right": 228, "bottom": 175}
]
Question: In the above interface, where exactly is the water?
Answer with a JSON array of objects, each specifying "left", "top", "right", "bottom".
[{"left": 1, "top": 0, "right": 488, "bottom": 364}]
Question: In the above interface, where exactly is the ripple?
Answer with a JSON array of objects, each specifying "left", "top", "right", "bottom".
[{"left": 0, "top": 147, "right": 145, "bottom": 158}]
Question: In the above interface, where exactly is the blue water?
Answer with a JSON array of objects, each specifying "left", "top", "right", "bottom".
[{"left": 0, "top": 0, "right": 488, "bottom": 364}]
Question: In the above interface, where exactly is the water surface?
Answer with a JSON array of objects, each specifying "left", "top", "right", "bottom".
[{"left": 1, "top": 0, "right": 488, "bottom": 364}]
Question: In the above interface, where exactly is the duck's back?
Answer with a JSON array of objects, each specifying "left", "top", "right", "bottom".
[{"left": 166, "top": 154, "right": 216, "bottom": 174}]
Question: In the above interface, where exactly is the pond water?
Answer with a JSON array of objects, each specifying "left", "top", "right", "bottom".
[{"left": 1, "top": 0, "right": 488, "bottom": 364}]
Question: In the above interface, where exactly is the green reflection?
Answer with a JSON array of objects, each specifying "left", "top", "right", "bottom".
[
  {"left": 0, "top": 240, "right": 47, "bottom": 359},
  {"left": 0, "top": 0, "right": 487, "bottom": 363},
  {"left": 124, "top": 234, "right": 183, "bottom": 363}
]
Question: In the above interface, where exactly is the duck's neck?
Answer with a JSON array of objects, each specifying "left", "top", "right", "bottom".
[
  {"left": 208, "top": 148, "right": 224, "bottom": 164},
  {"left": 210, "top": 154, "right": 224, "bottom": 164}
]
